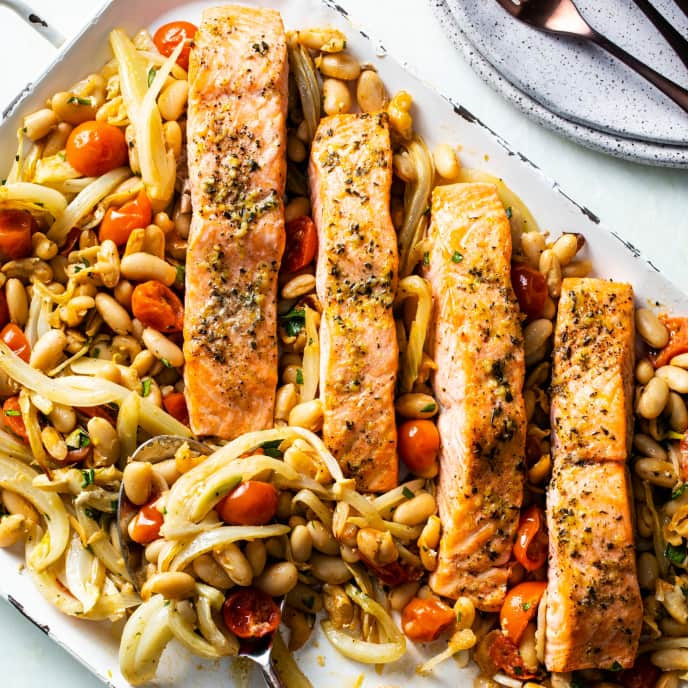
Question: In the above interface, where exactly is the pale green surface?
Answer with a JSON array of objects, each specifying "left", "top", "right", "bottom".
[{"left": 0, "top": 0, "right": 686, "bottom": 686}]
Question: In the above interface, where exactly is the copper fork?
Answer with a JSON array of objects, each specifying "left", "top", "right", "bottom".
[{"left": 493, "top": 0, "right": 688, "bottom": 114}]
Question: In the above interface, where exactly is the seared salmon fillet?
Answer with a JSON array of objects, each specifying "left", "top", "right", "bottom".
[
  {"left": 551, "top": 278, "right": 635, "bottom": 462},
  {"left": 426, "top": 183, "right": 526, "bottom": 611},
  {"left": 309, "top": 113, "right": 398, "bottom": 492},
  {"left": 184, "top": 6, "right": 287, "bottom": 438},
  {"left": 545, "top": 461, "right": 642, "bottom": 671}
]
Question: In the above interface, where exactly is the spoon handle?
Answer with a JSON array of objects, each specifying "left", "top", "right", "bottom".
[
  {"left": 591, "top": 30, "right": 688, "bottom": 114},
  {"left": 260, "top": 657, "right": 286, "bottom": 688}
]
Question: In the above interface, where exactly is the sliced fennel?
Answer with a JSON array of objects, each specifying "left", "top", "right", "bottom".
[{"left": 0, "top": 181, "right": 67, "bottom": 219}]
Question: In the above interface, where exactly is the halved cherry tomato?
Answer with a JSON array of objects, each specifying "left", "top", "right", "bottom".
[
  {"left": 513, "top": 505, "right": 548, "bottom": 572},
  {"left": 283, "top": 216, "right": 317, "bottom": 273},
  {"left": 2, "top": 397, "right": 27, "bottom": 441},
  {"left": 511, "top": 262, "right": 547, "bottom": 320},
  {"left": 0, "top": 291, "right": 10, "bottom": 330},
  {"left": 1, "top": 323, "right": 30, "bottom": 362},
  {"left": 618, "top": 654, "right": 660, "bottom": 688},
  {"left": 129, "top": 503, "right": 164, "bottom": 544},
  {"left": 651, "top": 316, "right": 688, "bottom": 368},
  {"left": 401, "top": 597, "right": 455, "bottom": 642},
  {"left": 131, "top": 280, "right": 184, "bottom": 333},
  {"left": 162, "top": 392, "right": 189, "bottom": 425},
  {"left": 75, "top": 405, "right": 116, "bottom": 424},
  {"left": 65, "top": 446, "right": 92, "bottom": 464},
  {"left": 359, "top": 556, "right": 423, "bottom": 587},
  {"left": 222, "top": 587, "right": 281, "bottom": 639},
  {"left": 397, "top": 419, "right": 440, "bottom": 477},
  {"left": 66, "top": 121, "right": 128, "bottom": 178},
  {"left": 99, "top": 190, "right": 152, "bottom": 246},
  {"left": 215, "top": 480, "right": 279, "bottom": 526},
  {"left": 0, "top": 209, "right": 35, "bottom": 262},
  {"left": 153, "top": 21, "right": 198, "bottom": 71},
  {"left": 499, "top": 580, "right": 547, "bottom": 644},
  {"left": 488, "top": 632, "right": 538, "bottom": 680}
]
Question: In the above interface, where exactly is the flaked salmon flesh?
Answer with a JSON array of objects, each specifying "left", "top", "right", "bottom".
[
  {"left": 309, "top": 112, "right": 398, "bottom": 493},
  {"left": 183, "top": 6, "right": 287, "bottom": 438},
  {"left": 425, "top": 182, "right": 526, "bottom": 612}
]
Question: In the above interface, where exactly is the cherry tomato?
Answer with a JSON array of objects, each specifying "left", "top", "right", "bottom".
[
  {"left": 513, "top": 505, "right": 548, "bottom": 572},
  {"left": 652, "top": 316, "right": 688, "bottom": 368},
  {"left": 215, "top": 481, "right": 279, "bottom": 526},
  {"left": 283, "top": 216, "right": 318, "bottom": 273},
  {"left": 99, "top": 190, "right": 152, "bottom": 246},
  {"left": 65, "top": 446, "right": 92, "bottom": 463},
  {"left": 1, "top": 323, "right": 30, "bottom": 362},
  {"left": 359, "top": 556, "right": 424, "bottom": 587},
  {"left": 397, "top": 420, "right": 440, "bottom": 477},
  {"left": 131, "top": 280, "right": 184, "bottom": 333},
  {"left": 511, "top": 262, "right": 547, "bottom": 320},
  {"left": 153, "top": 21, "right": 198, "bottom": 71},
  {"left": 66, "top": 121, "right": 128, "bottom": 178},
  {"left": 488, "top": 633, "right": 538, "bottom": 680},
  {"left": 162, "top": 392, "right": 189, "bottom": 425},
  {"left": 128, "top": 503, "right": 164, "bottom": 544},
  {"left": 0, "top": 291, "right": 10, "bottom": 331},
  {"left": 2, "top": 397, "right": 27, "bottom": 441},
  {"left": 401, "top": 597, "right": 455, "bottom": 643},
  {"left": 75, "top": 405, "right": 116, "bottom": 424},
  {"left": 499, "top": 581, "right": 547, "bottom": 644},
  {"left": 618, "top": 654, "right": 660, "bottom": 688},
  {"left": 223, "top": 588, "right": 281, "bottom": 639},
  {"left": 0, "top": 209, "right": 35, "bottom": 262}
]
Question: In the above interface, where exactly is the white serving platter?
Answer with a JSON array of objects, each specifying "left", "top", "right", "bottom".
[{"left": 0, "top": 0, "right": 685, "bottom": 686}]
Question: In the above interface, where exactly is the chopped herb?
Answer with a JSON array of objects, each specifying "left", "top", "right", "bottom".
[
  {"left": 83, "top": 507, "right": 99, "bottom": 520},
  {"left": 521, "top": 601, "right": 531, "bottom": 611},
  {"left": 451, "top": 251, "right": 463, "bottom": 263},
  {"left": 666, "top": 543, "right": 687, "bottom": 565},
  {"left": 141, "top": 378, "right": 152, "bottom": 397},
  {"left": 280, "top": 307, "right": 305, "bottom": 337},
  {"left": 81, "top": 468, "right": 95, "bottom": 488},
  {"left": 67, "top": 96, "right": 92, "bottom": 106},
  {"left": 164, "top": 600, "right": 171, "bottom": 607},
  {"left": 402, "top": 486, "right": 415, "bottom": 499},
  {"left": 682, "top": 584, "right": 688, "bottom": 598},
  {"left": 175, "top": 264, "right": 185, "bottom": 283},
  {"left": 610, "top": 661, "right": 623, "bottom": 672},
  {"left": 505, "top": 206, "right": 513, "bottom": 219},
  {"left": 66, "top": 428, "right": 90, "bottom": 449},
  {"left": 513, "top": 666, "right": 523, "bottom": 676},
  {"left": 422, "top": 252, "right": 429, "bottom": 266},
  {"left": 147, "top": 67, "right": 158, "bottom": 87},
  {"left": 302, "top": 596, "right": 315, "bottom": 610},
  {"left": 260, "top": 439, "right": 283, "bottom": 458},
  {"left": 4, "top": 409, "right": 20, "bottom": 417},
  {"left": 420, "top": 403, "right": 436, "bottom": 413},
  {"left": 110, "top": 499, "right": 118, "bottom": 512},
  {"left": 161, "top": 358, "right": 172, "bottom": 368},
  {"left": 295, "top": 368, "right": 304, "bottom": 385},
  {"left": 673, "top": 483, "right": 688, "bottom": 500},
  {"left": 92, "top": 347, "right": 100, "bottom": 357},
  {"left": 57, "top": 152, "right": 66, "bottom": 161},
  {"left": 667, "top": 430, "right": 685, "bottom": 441}
]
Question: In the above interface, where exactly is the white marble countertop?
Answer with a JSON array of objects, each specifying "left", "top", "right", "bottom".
[{"left": 0, "top": 1, "right": 686, "bottom": 685}]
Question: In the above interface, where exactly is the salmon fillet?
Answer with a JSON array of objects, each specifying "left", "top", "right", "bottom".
[
  {"left": 426, "top": 183, "right": 526, "bottom": 611},
  {"left": 551, "top": 278, "right": 635, "bottom": 462},
  {"left": 309, "top": 113, "right": 398, "bottom": 492},
  {"left": 184, "top": 6, "right": 287, "bottom": 438},
  {"left": 545, "top": 461, "right": 642, "bottom": 671}
]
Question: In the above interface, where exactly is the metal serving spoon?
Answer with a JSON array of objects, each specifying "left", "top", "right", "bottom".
[
  {"left": 493, "top": 0, "right": 688, "bottom": 115},
  {"left": 116, "top": 435, "right": 287, "bottom": 688}
]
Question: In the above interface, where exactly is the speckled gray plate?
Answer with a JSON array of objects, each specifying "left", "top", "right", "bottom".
[{"left": 432, "top": 0, "right": 688, "bottom": 167}]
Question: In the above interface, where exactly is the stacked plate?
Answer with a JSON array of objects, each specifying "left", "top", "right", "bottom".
[{"left": 432, "top": 0, "right": 688, "bottom": 167}]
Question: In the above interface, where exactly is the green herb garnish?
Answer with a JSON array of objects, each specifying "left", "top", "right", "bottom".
[
  {"left": 422, "top": 252, "right": 429, "bottom": 266},
  {"left": 67, "top": 96, "right": 92, "bottom": 106},
  {"left": 81, "top": 468, "right": 95, "bottom": 488},
  {"left": 259, "top": 439, "right": 283, "bottom": 458},
  {"left": 161, "top": 358, "right": 172, "bottom": 368},
  {"left": 141, "top": 378, "right": 152, "bottom": 397},
  {"left": 666, "top": 543, "right": 687, "bottom": 565},
  {"left": 280, "top": 307, "right": 305, "bottom": 337},
  {"left": 66, "top": 429, "right": 90, "bottom": 449},
  {"left": 420, "top": 403, "right": 437, "bottom": 413},
  {"left": 147, "top": 67, "right": 158, "bottom": 87},
  {"left": 4, "top": 409, "right": 20, "bottom": 417},
  {"left": 610, "top": 661, "right": 623, "bottom": 672},
  {"left": 83, "top": 507, "right": 99, "bottom": 520},
  {"left": 521, "top": 601, "right": 531, "bottom": 611},
  {"left": 451, "top": 251, "right": 463, "bottom": 263},
  {"left": 505, "top": 206, "right": 513, "bottom": 219},
  {"left": 402, "top": 486, "right": 414, "bottom": 499},
  {"left": 296, "top": 368, "right": 304, "bottom": 385},
  {"left": 175, "top": 264, "right": 185, "bottom": 283},
  {"left": 673, "top": 483, "right": 688, "bottom": 499}
]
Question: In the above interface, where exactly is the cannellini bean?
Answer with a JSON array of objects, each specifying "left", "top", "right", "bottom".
[
  {"left": 287, "top": 583, "right": 323, "bottom": 614},
  {"left": 87, "top": 417, "right": 120, "bottom": 467},
  {"left": 282, "top": 273, "right": 316, "bottom": 299},
  {"left": 393, "top": 491, "right": 437, "bottom": 526},
  {"left": 310, "top": 554, "right": 352, "bottom": 584},
  {"left": 668, "top": 392, "right": 688, "bottom": 433},
  {"left": 214, "top": 543, "right": 253, "bottom": 586},
  {"left": 51, "top": 91, "right": 98, "bottom": 124},
  {"left": 551, "top": 233, "right": 579, "bottom": 266},
  {"left": 393, "top": 152, "right": 416, "bottom": 182},
  {"left": 120, "top": 252, "right": 176, "bottom": 285},
  {"left": 395, "top": 392, "right": 437, "bottom": 419},
  {"left": 1, "top": 490, "right": 38, "bottom": 524},
  {"left": 561, "top": 259, "right": 592, "bottom": 278},
  {"left": 153, "top": 458, "right": 180, "bottom": 487},
  {"left": 287, "top": 134, "right": 307, "bottom": 163},
  {"left": 32, "top": 233, "right": 58, "bottom": 261},
  {"left": 192, "top": 553, "right": 233, "bottom": 589},
  {"left": 637, "top": 376, "right": 670, "bottom": 419},
  {"left": 157, "top": 79, "right": 188, "bottom": 122},
  {"left": 651, "top": 649, "right": 688, "bottom": 671},
  {"left": 48, "top": 405, "right": 76, "bottom": 434},
  {"left": 23, "top": 108, "right": 58, "bottom": 142},
  {"left": 282, "top": 606, "right": 313, "bottom": 651},
  {"left": 285, "top": 197, "right": 310, "bottom": 223},
  {"left": 140, "top": 571, "right": 196, "bottom": 601},
  {"left": 356, "top": 69, "right": 388, "bottom": 113},
  {"left": 322, "top": 78, "right": 351, "bottom": 115},
  {"left": 0, "top": 514, "right": 25, "bottom": 548},
  {"left": 634, "top": 433, "right": 667, "bottom": 460},
  {"left": 30, "top": 329, "right": 66, "bottom": 371},
  {"left": 323, "top": 583, "right": 355, "bottom": 628},
  {"left": 144, "top": 538, "right": 165, "bottom": 565},
  {"left": 388, "top": 90, "right": 413, "bottom": 139},
  {"left": 254, "top": 562, "right": 299, "bottom": 597},
  {"left": 6, "top": 278, "right": 28, "bottom": 326},
  {"left": 290, "top": 524, "right": 313, "bottom": 562},
  {"left": 318, "top": 52, "right": 360, "bottom": 80},
  {"left": 539, "top": 248, "right": 562, "bottom": 299},
  {"left": 634, "top": 458, "right": 677, "bottom": 488},
  {"left": 275, "top": 383, "right": 299, "bottom": 422},
  {"left": 265, "top": 536, "right": 285, "bottom": 559},
  {"left": 307, "top": 519, "right": 339, "bottom": 555},
  {"left": 521, "top": 232, "right": 546, "bottom": 268},
  {"left": 671, "top": 352, "right": 688, "bottom": 369},
  {"left": 356, "top": 527, "right": 398, "bottom": 566},
  {"left": 114, "top": 280, "right": 134, "bottom": 310},
  {"left": 163, "top": 120, "right": 182, "bottom": 159},
  {"left": 142, "top": 327, "right": 184, "bottom": 367},
  {"left": 523, "top": 319, "right": 553, "bottom": 359},
  {"left": 244, "top": 539, "right": 267, "bottom": 578},
  {"left": 123, "top": 461, "right": 153, "bottom": 506},
  {"left": 289, "top": 399, "right": 324, "bottom": 432},
  {"left": 656, "top": 365, "right": 688, "bottom": 394},
  {"left": 433, "top": 144, "right": 461, "bottom": 180},
  {"left": 655, "top": 672, "right": 680, "bottom": 688},
  {"left": 636, "top": 308, "right": 669, "bottom": 349},
  {"left": 298, "top": 27, "right": 347, "bottom": 52},
  {"left": 637, "top": 551, "right": 659, "bottom": 590},
  {"left": 388, "top": 581, "right": 420, "bottom": 612},
  {"left": 635, "top": 359, "right": 655, "bottom": 385},
  {"left": 454, "top": 596, "right": 476, "bottom": 630},
  {"left": 43, "top": 122, "right": 73, "bottom": 157},
  {"left": 95, "top": 293, "right": 133, "bottom": 335},
  {"left": 40, "top": 426, "right": 67, "bottom": 461}
]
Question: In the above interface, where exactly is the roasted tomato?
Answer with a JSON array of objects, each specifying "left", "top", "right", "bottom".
[
  {"left": 2, "top": 397, "right": 27, "bottom": 441},
  {"left": 162, "top": 392, "right": 189, "bottom": 426},
  {"left": 131, "top": 280, "right": 184, "bottom": 333},
  {"left": 618, "top": 654, "right": 660, "bottom": 688},
  {"left": 1, "top": 323, "right": 31, "bottom": 362},
  {"left": 215, "top": 480, "right": 279, "bottom": 526},
  {"left": 223, "top": 588, "right": 281, "bottom": 639},
  {"left": 499, "top": 581, "right": 547, "bottom": 645},
  {"left": 401, "top": 597, "right": 455, "bottom": 642},
  {"left": 128, "top": 503, "right": 164, "bottom": 544},
  {"left": 359, "top": 556, "right": 424, "bottom": 587},
  {"left": 511, "top": 262, "right": 547, "bottom": 320},
  {"left": 153, "top": 21, "right": 198, "bottom": 71},
  {"left": 283, "top": 216, "right": 317, "bottom": 273},
  {"left": 513, "top": 505, "right": 548, "bottom": 572},
  {"left": 0, "top": 209, "right": 35, "bottom": 262},
  {"left": 488, "top": 633, "right": 538, "bottom": 680},
  {"left": 397, "top": 419, "right": 440, "bottom": 477},
  {"left": 99, "top": 190, "right": 152, "bottom": 246},
  {"left": 652, "top": 316, "right": 688, "bottom": 368},
  {"left": 65, "top": 121, "right": 128, "bottom": 178}
]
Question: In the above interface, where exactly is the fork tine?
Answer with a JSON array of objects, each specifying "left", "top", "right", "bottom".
[
  {"left": 633, "top": 0, "right": 688, "bottom": 70},
  {"left": 493, "top": 0, "right": 521, "bottom": 18}
]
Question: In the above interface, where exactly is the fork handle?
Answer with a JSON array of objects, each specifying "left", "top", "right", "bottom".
[
  {"left": 591, "top": 30, "right": 688, "bottom": 114},
  {"left": 259, "top": 658, "right": 286, "bottom": 688},
  {"left": 632, "top": 0, "right": 688, "bottom": 70}
]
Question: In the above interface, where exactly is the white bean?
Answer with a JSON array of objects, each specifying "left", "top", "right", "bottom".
[
  {"left": 656, "top": 365, "right": 688, "bottom": 394},
  {"left": 637, "top": 376, "right": 670, "bottom": 419},
  {"left": 651, "top": 649, "right": 688, "bottom": 671},
  {"left": 157, "top": 80, "right": 188, "bottom": 122},
  {"left": 433, "top": 144, "right": 461, "bottom": 180},
  {"left": 523, "top": 319, "right": 553, "bottom": 358},
  {"left": 142, "top": 327, "right": 184, "bottom": 367},
  {"left": 23, "top": 108, "right": 58, "bottom": 141},
  {"left": 356, "top": 70, "right": 388, "bottom": 113},
  {"left": 318, "top": 53, "right": 360, "bottom": 80},
  {"left": 310, "top": 554, "right": 352, "bottom": 584},
  {"left": 254, "top": 562, "right": 299, "bottom": 597},
  {"left": 322, "top": 78, "right": 351, "bottom": 115},
  {"left": 123, "top": 461, "right": 153, "bottom": 506},
  {"left": 30, "top": 329, "right": 66, "bottom": 371},
  {"left": 95, "top": 292, "right": 133, "bottom": 335},
  {"left": 120, "top": 252, "right": 176, "bottom": 285},
  {"left": 551, "top": 234, "right": 580, "bottom": 266},
  {"left": 393, "top": 492, "right": 437, "bottom": 526},
  {"left": 636, "top": 308, "right": 669, "bottom": 348},
  {"left": 6, "top": 278, "right": 27, "bottom": 326},
  {"left": 140, "top": 571, "right": 196, "bottom": 601}
]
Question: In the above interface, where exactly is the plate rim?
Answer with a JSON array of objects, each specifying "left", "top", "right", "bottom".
[{"left": 430, "top": 0, "right": 688, "bottom": 169}]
